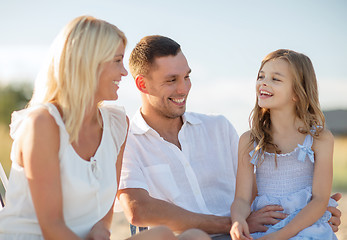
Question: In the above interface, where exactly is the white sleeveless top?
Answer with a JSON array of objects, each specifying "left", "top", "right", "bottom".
[{"left": 0, "top": 102, "right": 127, "bottom": 239}]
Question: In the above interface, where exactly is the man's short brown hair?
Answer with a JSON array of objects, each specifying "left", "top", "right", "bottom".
[{"left": 129, "top": 35, "right": 181, "bottom": 78}]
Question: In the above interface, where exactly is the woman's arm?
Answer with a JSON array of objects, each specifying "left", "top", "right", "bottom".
[
  {"left": 230, "top": 131, "right": 256, "bottom": 240},
  {"left": 263, "top": 129, "right": 334, "bottom": 239},
  {"left": 20, "top": 108, "right": 80, "bottom": 240}
]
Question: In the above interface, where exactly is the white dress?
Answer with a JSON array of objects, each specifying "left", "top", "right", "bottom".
[
  {"left": 0, "top": 102, "right": 127, "bottom": 239},
  {"left": 250, "top": 133, "right": 337, "bottom": 239}
]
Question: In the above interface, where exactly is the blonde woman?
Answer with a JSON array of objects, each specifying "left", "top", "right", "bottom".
[
  {"left": 0, "top": 15, "right": 129, "bottom": 239},
  {"left": 230, "top": 49, "right": 338, "bottom": 239},
  {"left": 0, "top": 16, "right": 209, "bottom": 240}
]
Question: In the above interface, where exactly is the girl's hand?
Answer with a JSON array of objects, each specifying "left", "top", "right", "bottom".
[
  {"left": 230, "top": 220, "right": 253, "bottom": 240},
  {"left": 85, "top": 222, "right": 111, "bottom": 240}
]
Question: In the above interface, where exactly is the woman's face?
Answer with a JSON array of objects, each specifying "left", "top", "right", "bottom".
[{"left": 95, "top": 41, "right": 128, "bottom": 102}]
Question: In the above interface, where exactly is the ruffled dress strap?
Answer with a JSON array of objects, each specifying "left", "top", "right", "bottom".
[
  {"left": 99, "top": 101, "right": 127, "bottom": 156},
  {"left": 43, "top": 103, "right": 70, "bottom": 146},
  {"left": 44, "top": 103, "right": 66, "bottom": 128},
  {"left": 249, "top": 142, "right": 260, "bottom": 173},
  {"left": 297, "top": 133, "right": 314, "bottom": 163}
]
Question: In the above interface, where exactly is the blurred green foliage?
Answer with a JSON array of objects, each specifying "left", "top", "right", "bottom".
[
  {"left": 0, "top": 82, "right": 32, "bottom": 198},
  {"left": 0, "top": 82, "right": 33, "bottom": 126}
]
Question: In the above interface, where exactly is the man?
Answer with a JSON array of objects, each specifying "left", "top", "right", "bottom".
[{"left": 118, "top": 35, "right": 341, "bottom": 239}]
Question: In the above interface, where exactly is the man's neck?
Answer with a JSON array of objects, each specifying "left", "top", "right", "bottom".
[{"left": 140, "top": 108, "right": 184, "bottom": 149}]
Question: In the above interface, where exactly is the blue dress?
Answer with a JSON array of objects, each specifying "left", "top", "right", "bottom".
[{"left": 249, "top": 133, "right": 337, "bottom": 239}]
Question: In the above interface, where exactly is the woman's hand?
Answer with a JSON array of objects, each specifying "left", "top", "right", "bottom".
[{"left": 85, "top": 221, "right": 111, "bottom": 240}]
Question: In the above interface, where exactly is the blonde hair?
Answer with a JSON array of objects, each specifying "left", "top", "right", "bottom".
[
  {"left": 29, "top": 15, "right": 126, "bottom": 143},
  {"left": 250, "top": 49, "right": 325, "bottom": 164}
]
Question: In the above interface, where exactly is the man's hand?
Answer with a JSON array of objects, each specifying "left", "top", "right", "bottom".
[
  {"left": 328, "top": 193, "right": 342, "bottom": 232},
  {"left": 246, "top": 205, "right": 287, "bottom": 233}
]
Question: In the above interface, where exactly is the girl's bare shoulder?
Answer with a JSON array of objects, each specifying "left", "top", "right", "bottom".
[
  {"left": 240, "top": 130, "right": 252, "bottom": 142},
  {"left": 239, "top": 130, "right": 253, "bottom": 150},
  {"left": 315, "top": 128, "right": 334, "bottom": 143},
  {"left": 313, "top": 128, "right": 334, "bottom": 151}
]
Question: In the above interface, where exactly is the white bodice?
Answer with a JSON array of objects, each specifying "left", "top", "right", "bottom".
[{"left": 250, "top": 134, "right": 314, "bottom": 197}]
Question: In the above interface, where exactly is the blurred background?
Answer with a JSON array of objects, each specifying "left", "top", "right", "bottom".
[{"left": 0, "top": 0, "right": 346, "bottom": 239}]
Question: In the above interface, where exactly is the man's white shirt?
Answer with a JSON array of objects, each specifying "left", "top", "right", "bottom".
[{"left": 118, "top": 109, "right": 239, "bottom": 216}]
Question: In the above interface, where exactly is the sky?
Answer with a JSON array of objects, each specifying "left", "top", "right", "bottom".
[{"left": 0, "top": 0, "right": 346, "bottom": 134}]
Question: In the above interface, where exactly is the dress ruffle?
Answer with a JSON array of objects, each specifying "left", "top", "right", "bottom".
[
  {"left": 251, "top": 186, "right": 338, "bottom": 239},
  {"left": 100, "top": 101, "right": 127, "bottom": 155}
]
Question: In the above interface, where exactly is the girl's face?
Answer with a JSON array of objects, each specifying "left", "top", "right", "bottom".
[
  {"left": 95, "top": 42, "right": 128, "bottom": 102},
  {"left": 256, "top": 58, "right": 297, "bottom": 110}
]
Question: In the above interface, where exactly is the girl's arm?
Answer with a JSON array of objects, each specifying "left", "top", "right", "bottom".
[
  {"left": 230, "top": 131, "right": 256, "bottom": 240},
  {"left": 262, "top": 129, "right": 334, "bottom": 240},
  {"left": 87, "top": 116, "right": 129, "bottom": 239},
  {"left": 20, "top": 108, "right": 81, "bottom": 240}
]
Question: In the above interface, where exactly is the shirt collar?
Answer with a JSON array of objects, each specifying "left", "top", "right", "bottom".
[{"left": 130, "top": 108, "right": 202, "bottom": 135}]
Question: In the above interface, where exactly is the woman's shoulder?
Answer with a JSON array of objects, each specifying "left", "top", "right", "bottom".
[
  {"left": 10, "top": 105, "right": 59, "bottom": 140},
  {"left": 23, "top": 106, "right": 57, "bottom": 128}
]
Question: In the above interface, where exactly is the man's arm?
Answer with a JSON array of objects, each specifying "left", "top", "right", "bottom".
[
  {"left": 118, "top": 188, "right": 231, "bottom": 234},
  {"left": 246, "top": 193, "right": 342, "bottom": 233}
]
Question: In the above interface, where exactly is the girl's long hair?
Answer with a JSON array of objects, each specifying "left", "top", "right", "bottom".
[
  {"left": 28, "top": 16, "right": 126, "bottom": 143},
  {"left": 250, "top": 49, "right": 325, "bottom": 164}
]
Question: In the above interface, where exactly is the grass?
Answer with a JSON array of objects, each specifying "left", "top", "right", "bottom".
[{"left": 0, "top": 124, "right": 347, "bottom": 197}]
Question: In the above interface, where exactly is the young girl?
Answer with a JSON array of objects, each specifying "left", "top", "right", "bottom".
[{"left": 230, "top": 49, "right": 337, "bottom": 240}]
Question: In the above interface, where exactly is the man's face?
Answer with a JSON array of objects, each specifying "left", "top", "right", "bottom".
[{"left": 143, "top": 51, "right": 191, "bottom": 119}]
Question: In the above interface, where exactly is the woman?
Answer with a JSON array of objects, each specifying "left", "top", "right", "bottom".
[{"left": 0, "top": 15, "right": 129, "bottom": 239}]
